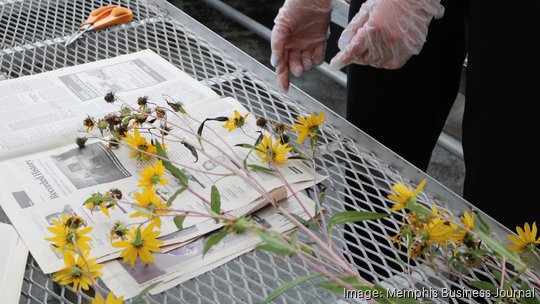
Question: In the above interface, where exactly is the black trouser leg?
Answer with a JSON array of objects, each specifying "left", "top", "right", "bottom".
[
  {"left": 463, "top": 0, "right": 540, "bottom": 229},
  {"left": 342, "top": 0, "right": 466, "bottom": 280},
  {"left": 346, "top": 0, "right": 466, "bottom": 171}
]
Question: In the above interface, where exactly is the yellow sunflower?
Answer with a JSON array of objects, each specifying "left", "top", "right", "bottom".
[
  {"left": 461, "top": 211, "right": 475, "bottom": 230},
  {"left": 223, "top": 110, "right": 249, "bottom": 131},
  {"left": 124, "top": 128, "right": 157, "bottom": 161},
  {"left": 138, "top": 160, "right": 168, "bottom": 188},
  {"left": 388, "top": 179, "right": 427, "bottom": 211},
  {"left": 131, "top": 187, "right": 169, "bottom": 228},
  {"left": 112, "top": 224, "right": 163, "bottom": 268},
  {"left": 45, "top": 214, "right": 93, "bottom": 253},
  {"left": 85, "top": 199, "right": 113, "bottom": 217},
  {"left": 508, "top": 222, "right": 540, "bottom": 253},
  {"left": 422, "top": 218, "right": 458, "bottom": 246},
  {"left": 292, "top": 112, "right": 325, "bottom": 144},
  {"left": 92, "top": 292, "right": 124, "bottom": 304},
  {"left": 256, "top": 135, "right": 292, "bottom": 164},
  {"left": 52, "top": 251, "right": 103, "bottom": 291}
]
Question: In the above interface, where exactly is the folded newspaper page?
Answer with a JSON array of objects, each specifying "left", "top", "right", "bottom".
[
  {"left": 0, "top": 223, "right": 29, "bottom": 303},
  {"left": 0, "top": 50, "right": 321, "bottom": 274},
  {"left": 101, "top": 192, "right": 317, "bottom": 299}
]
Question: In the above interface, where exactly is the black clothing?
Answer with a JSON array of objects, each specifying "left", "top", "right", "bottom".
[{"left": 346, "top": 0, "right": 539, "bottom": 229}]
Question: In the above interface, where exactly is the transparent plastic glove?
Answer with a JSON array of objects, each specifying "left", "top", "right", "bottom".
[
  {"left": 329, "top": 0, "right": 444, "bottom": 70},
  {"left": 271, "top": 0, "right": 332, "bottom": 92}
]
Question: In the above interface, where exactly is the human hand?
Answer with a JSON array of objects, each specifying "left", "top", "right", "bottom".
[
  {"left": 271, "top": 0, "right": 332, "bottom": 91},
  {"left": 329, "top": 0, "right": 444, "bottom": 70}
]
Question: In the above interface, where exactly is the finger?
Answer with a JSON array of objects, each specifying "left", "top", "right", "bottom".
[
  {"left": 329, "top": 51, "right": 352, "bottom": 71},
  {"left": 338, "top": 7, "right": 370, "bottom": 50},
  {"left": 330, "top": 30, "right": 368, "bottom": 70},
  {"left": 301, "top": 49, "right": 314, "bottom": 71},
  {"left": 270, "top": 25, "right": 288, "bottom": 67},
  {"left": 289, "top": 49, "right": 304, "bottom": 77},
  {"left": 276, "top": 50, "right": 290, "bottom": 92},
  {"left": 312, "top": 43, "right": 326, "bottom": 66}
]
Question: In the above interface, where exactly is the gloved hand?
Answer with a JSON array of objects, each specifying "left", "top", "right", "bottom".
[
  {"left": 271, "top": 0, "right": 332, "bottom": 92},
  {"left": 329, "top": 0, "right": 444, "bottom": 70}
]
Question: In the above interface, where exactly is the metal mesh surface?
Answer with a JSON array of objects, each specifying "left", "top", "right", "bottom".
[{"left": 0, "top": 0, "right": 535, "bottom": 303}]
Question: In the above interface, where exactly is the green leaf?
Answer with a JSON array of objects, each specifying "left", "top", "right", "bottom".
[
  {"left": 287, "top": 155, "right": 307, "bottom": 160},
  {"left": 255, "top": 244, "right": 293, "bottom": 257},
  {"left": 203, "top": 229, "right": 229, "bottom": 256},
  {"left": 173, "top": 216, "right": 186, "bottom": 230},
  {"left": 261, "top": 274, "right": 323, "bottom": 304},
  {"left": 291, "top": 213, "right": 318, "bottom": 230},
  {"left": 520, "top": 282, "right": 540, "bottom": 304},
  {"left": 476, "top": 213, "right": 491, "bottom": 234},
  {"left": 299, "top": 244, "right": 313, "bottom": 255},
  {"left": 57, "top": 246, "right": 78, "bottom": 254},
  {"left": 132, "top": 281, "right": 162, "bottom": 302},
  {"left": 166, "top": 187, "right": 187, "bottom": 207},
  {"left": 197, "top": 117, "right": 228, "bottom": 138},
  {"left": 235, "top": 143, "right": 257, "bottom": 149},
  {"left": 132, "top": 205, "right": 155, "bottom": 216},
  {"left": 317, "top": 190, "right": 326, "bottom": 206},
  {"left": 327, "top": 211, "right": 389, "bottom": 235},
  {"left": 246, "top": 164, "right": 274, "bottom": 174},
  {"left": 134, "top": 228, "right": 142, "bottom": 245},
  {"left": 84, "top": 194, "right": 114, "bottom": 204},
  {"left": 475, "top": 228, "right": 526, "bottom": 270},
  {"left": 155, "top": 141, "right": 189, "bottom": 186},
  {"left": 256, "top": 230, "right": 295, "bottom": 256},
  {"left": 210, "top": 185, "right": 221, "bottom": 215},
  {"left": 290, "top": 231, "right": 297, "bottom": 247},
  {"left": 182, "top": 141, "right": 198, "bottom": 162},
  {"left": 469, "top": 280, "right": 498, "bottom": 292},
  {"left": 404, "top": 199, "right": 432, "bottom": 216},
  {"left": 316, "top": 276, "right": 368, "bottom": 294}
]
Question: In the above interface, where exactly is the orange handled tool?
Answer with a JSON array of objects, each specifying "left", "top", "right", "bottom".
[{"left": 65, "top": 5, "right": 133, "bottom": 46}]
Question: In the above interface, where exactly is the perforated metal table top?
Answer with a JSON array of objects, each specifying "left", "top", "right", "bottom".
[{"left": 0, "top": 0, "right": 522, "bottom": 303}]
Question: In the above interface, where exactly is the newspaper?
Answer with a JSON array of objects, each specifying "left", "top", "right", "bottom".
[
  {"left": 100, "top": 192, "right": 317, "bottom": 299},
  {"left": 0, "top": 223, "right": 28, "bottom": 303},
  {"left": 0, "top": 50, "right": 321, "bottom": 274}
]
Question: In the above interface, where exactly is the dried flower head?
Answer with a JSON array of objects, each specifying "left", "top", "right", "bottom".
[
  {"left": 280, "top": 133, "right": 290, "bottom": 144},
  {"left": 97, "top": 119, "right": 108, "bottom": 135},
  {"left": 64, "top": 214, "right": 86, "bottom": 229},
  {"left": 155, "top": 106, "right": 166, "bottom": 119},
  {"left": 160, "top": 123, "right": 172, "bottom": 136},
  {"left": 115, "top": 125, "right": 128, "bottom": 138},
  {"left": 104, "top": 91, "right": 116, "bottom": 103},
  {"left": 107, "top": 188, "right": 123, "bottom": 200},
  {"left": 167, "top": 100, "right": 185, "bottom": 113},
  {"left": 110, "top": 221, "right": 128, "bottom": 241},
  {"left": 83, "top": 116, "right": 96, "bottom": 132},
  {"left": 76, "top": 137, "right": 88, "bottom": 149},
  {"left": 120, "top": 106, "right": 131, "bottom": 117},
  {"left": 137, "top": 96, "right": 149, "bottom": 106},
  {"left": 133, "top": 114, "right": 148, "bottom": 127},
  {"left": 108, "top": 137, "right": 119, "bottom": 149},
  {"left": 256, "top": 117, "right": 268, "bottom": 129},
  {"left": 273, "top": 122, "right": 289, "bottom": 134},
  {"left": 105, "top": 114, "right": 122, "bottom": 126}
]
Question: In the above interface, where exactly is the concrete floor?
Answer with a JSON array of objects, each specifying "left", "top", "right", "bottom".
[{"left": 173, "top": 0, "right": 466, "bottom": 196}]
